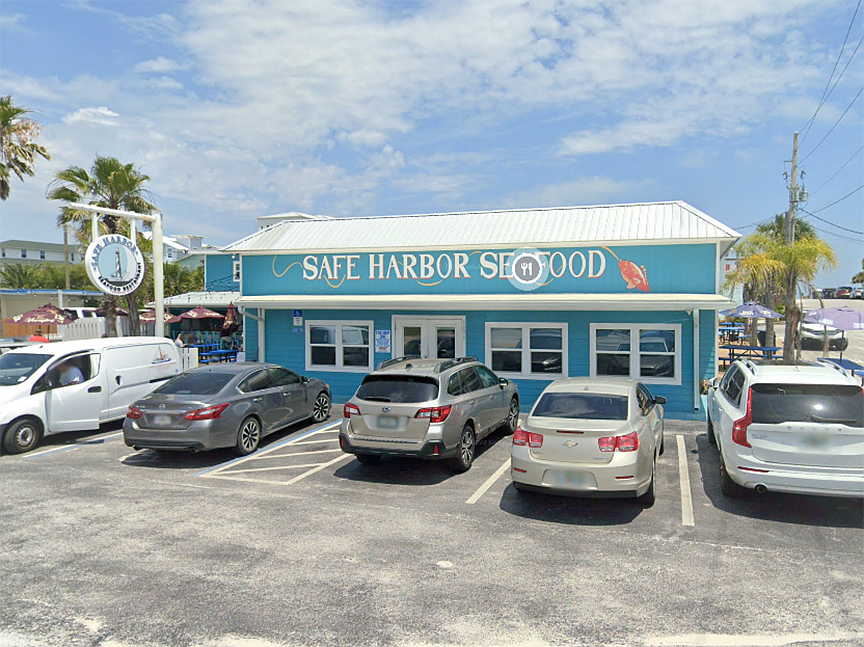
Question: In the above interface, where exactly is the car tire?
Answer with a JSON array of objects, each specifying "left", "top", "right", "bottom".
[
  {"left": 233, "top": 417, "right": 261, "bottom": 456},
  {"left": 503, "top": 397, "right": 519, "bottom": 435},
  {"left": 2, "top": 417, "right": 43, "bottom": 454},
  {"left": 659, "top": 426, "right": 665, "bottom": 455},
  {"left": 449, "top": 424, "right": 476, "bottom": 473},
  {"left": 311, "top": 391, "right": 331, "bottom": 423},
  {"left": 706, "top": 414, "right": 716, "bottom": 446},
  {"left": 835, "top": 338, "right": 849, "bottom": 351},
  {"left": 719, "top": 452, "right": 747, "bottom": 498},
  {"left": 355, "top": 454, "right": 381, "bottom": 466},
  {"left": 637, "top": 457, "right": 656, "bottom": 507}
]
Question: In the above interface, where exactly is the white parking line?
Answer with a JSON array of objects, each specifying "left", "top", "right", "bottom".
[
  {"left": 676, "top": 435, "right": 695, "bottom": 527},
  {"left": 225, "top": 463, "right": 327, "bottom": 475},
  {"left": 282, "top": 454, "right": 353, "bottom": 486},
  {"left": 24, "top": 431, "right": 124, "bottom": 458},
  {"left": 197, "top": 422, "right": 340, "bottom": 478},
  {"left": 245, "top": 447, "right": 343, "bottom": 460},
  {"left": 465, "top": 459, "right": 511, "bottom": 504},
  {"left": 288, "top": 437, "right": 340, "bottom": 446}
]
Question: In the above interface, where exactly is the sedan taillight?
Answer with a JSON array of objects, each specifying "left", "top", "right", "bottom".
[
  {"left": 512, "top": 427, "right": 542, "bottom": 447},
  {"left": 185, "top": 403, "right": 230, "bottom": 421},
  {"left": 598, "top": 431, "right": 640, "bottom": 452},
  {"left": 126, "top": 405, "right": 143, "bottom": 420}
]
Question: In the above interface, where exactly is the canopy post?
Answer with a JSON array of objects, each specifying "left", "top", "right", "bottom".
[{"left": 153, "top": 213, "right": 165, "bottom": 338}]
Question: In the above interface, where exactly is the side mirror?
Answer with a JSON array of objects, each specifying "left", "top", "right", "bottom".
[
  {"left": 498, "top": 377, "right": 509, "bottom": 388},
  {"left": 301, "top": 375, "right": 310, "bottom": 383},
  {"left": 654, "top": 396, "right": 667, "bottom": 405}
]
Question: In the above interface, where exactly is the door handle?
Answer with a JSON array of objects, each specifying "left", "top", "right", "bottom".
[
  {"left": 115, "top": 376, "right": 122, "bottom": 385},
  {"left": 252, "top": 397, "right": 263, "bottom": 402},
  {"left": 88, "top": 386, "right": 102, "bottom": 393}
]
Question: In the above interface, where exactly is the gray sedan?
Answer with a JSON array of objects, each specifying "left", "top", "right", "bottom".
[{"left": 123, "top": 363, "right": 331, "bottom": 455}]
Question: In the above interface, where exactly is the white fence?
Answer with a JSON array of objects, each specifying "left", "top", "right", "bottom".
[
  {"left": 59, "top": 316, "right": 138, "bottom": 341},
  {"left": 181, "top": 347, "right": 199, "bottom": 372}
]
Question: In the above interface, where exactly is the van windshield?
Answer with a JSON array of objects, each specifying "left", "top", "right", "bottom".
[
  {"left": 155, "top": 372, "right": 235, "bottom": 396},
  {"left": 356, "top": 375, "right": 439, "bottom": 403},
  {"left": 0, "top": 353, "right": 51, "bottom": 386},
  {"left": 751, "top": 384, "right": 864, "bottom": 427},
  {"left": 532, "top": 392, "right": 629, "bottom": 420}
]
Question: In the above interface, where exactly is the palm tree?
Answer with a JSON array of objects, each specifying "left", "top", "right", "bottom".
[
  {"left": 0, "top": 263, "right": 41, "bottom": 289},
  {"left": 755, "top": 213, "right": 816, "bottom": 241},
  {"left": 853, "top": 259, "right": 864, "bottom": 285},
  {"left": 723, "top": 239, "right": 785, "bottom": 346},
  {"left": 163, "top": 263, "right": 204, "bottom": 298},
  {"left": 0, "top": 96, "right": 51, "bottom": 200},
  {"left": 733, "top": 232, "right": 836, "bottom": 361},
  {"left": 47, "top": 156, "right": 156, "bottom": 336}
]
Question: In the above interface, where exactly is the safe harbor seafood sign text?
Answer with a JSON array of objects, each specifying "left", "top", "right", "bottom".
[{"left": 300, "top": 250, "right": 608, "bottom": 283}]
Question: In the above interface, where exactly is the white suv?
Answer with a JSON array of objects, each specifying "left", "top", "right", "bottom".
[{"left": 706, "top": 360, "right": 863, "bottom": 499}]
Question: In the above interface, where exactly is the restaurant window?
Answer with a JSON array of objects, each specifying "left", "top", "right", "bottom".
[
  {"left": 232, "top": 260, "right": 241, "bottom": 284},
  {"left": 21, "top": 249, "right": 27, "bottom": 258},
  {"left": 306, "top": 320, "right": 373, "bottom": 372},
  {"left": 590, "top": 323, "right": 681, "bottom": 385},
  {"left": 40, "top": 250, "right": 46, "bottom": 260},
  {"left": 485, "top": 323, "right": 567, "bottom": 378}
]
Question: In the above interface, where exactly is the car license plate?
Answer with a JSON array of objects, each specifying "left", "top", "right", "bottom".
[
  {"left": 554, "top": 471, "right": 588, "bottom": 487},
  {"left": 153, "top": 414, "right": 173, "bottom": 427},
  {"left": 377, "top": 415, "right": 399, "bottom": 429},
  {"left": 803, "top": 434, "right": 829, "bottom": 449}
]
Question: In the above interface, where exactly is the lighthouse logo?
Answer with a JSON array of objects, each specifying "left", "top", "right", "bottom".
[{"left": 85, "top": 234, "right": 146, "bottom": 296}]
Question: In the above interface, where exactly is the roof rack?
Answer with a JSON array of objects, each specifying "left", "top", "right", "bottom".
[
  {"left": 376, "top": 355, "right": 421, "bottom": 370},
  {"left": 740, "top": 358, "right": 758, "bottom": 374},
  {"left": 434, "top": 356, "right": 478, "bottom": 373},
  {"left": 815, "top": 357, "right": 853, "bottom": 379}
]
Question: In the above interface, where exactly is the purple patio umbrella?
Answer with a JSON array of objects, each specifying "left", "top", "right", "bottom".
[
  {"left": 719, "top": 301, "right": 782, "bottom": 319},
  {"left": 803, "top": 307, "right": 864, "bottom": 359}
]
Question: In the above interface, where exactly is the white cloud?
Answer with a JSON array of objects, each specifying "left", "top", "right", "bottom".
[
  {"left": 0, "top": 12, "right": 27, "bottom": 31},
  {"left": 509, "top": 176, "right": 646, "bottom": 209},
  {"left": 135, "top": 57, "right": 186, "bottom": 74},
  {"left": 62, "top": 107, "right": 121, "bottom": 126}
]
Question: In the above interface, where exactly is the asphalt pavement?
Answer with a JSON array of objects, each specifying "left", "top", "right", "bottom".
[{"left": 0, "top": 413, "right": 861, "bottom": 647}]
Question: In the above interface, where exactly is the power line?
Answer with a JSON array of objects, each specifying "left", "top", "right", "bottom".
[
  {"left": 809, "top": 223, "right": 864, "bottom": 244},
  {"left": 799, "top": 85, "right": 864, "bottom": 163},
  {"left": 799, "top": 207, "right": 864, "bottom": 235},
  {"left": 800, "top": 0, "right": 861, "bottom": 143},
  {"left": 811, "top": 183, "right": 864, "bottom": 213},
  {"left": 809, "top": 144, "right": 864, "bottom": 196}
]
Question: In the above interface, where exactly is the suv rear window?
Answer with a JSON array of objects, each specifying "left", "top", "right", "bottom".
[
  {"left": 532, "top": 393, "right": 629, "bottom": 420},
  {"left": 356, "top": 375, "right": 439, "bottom": 403},
  {"left": 751, "top": 384, "right": 864, "bottom": 427},
  {"left": 156, "top": 372, "right": 234, "bottom": 396}
]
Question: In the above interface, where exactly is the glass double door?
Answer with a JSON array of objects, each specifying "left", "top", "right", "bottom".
[{"left": 394, "top": 317, "right": 464, "bottom": 360}]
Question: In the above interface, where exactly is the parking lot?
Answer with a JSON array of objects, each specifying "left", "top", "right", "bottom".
[{"left": 0, "top": 413, "right": 862, "bottom": 647}]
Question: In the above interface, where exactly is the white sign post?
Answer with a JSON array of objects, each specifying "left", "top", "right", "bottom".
[{"left": 69, "top": 203, "right": 166, "bottom": 338}]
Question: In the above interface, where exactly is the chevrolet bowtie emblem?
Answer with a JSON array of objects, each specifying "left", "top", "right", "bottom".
[{"left": 563, "top": 440, "right": 579, "bottom": 447}]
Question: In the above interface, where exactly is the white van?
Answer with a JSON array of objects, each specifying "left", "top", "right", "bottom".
[{"left": 0, "top": 337, "right": 181, "bottom": 454}]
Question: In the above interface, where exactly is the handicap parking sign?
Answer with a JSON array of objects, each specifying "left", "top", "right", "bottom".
[{"left": 293, "top": 309, "right": 303, "bottom": 326}]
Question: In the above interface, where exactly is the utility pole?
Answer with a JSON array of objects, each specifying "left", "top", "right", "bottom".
[{"left": 784, "top": 131, "right": 799, "bottom": 244}]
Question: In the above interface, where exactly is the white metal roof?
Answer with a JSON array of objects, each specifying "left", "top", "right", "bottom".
[
  {"left": 225, "top": 201, "right": 739, "bottom": 254},
  {"left": 235, "top": 292, "right": 734, "bottom": 311},
  {"left": 154, "top": 291, "right": 239, "bottom": 308}
]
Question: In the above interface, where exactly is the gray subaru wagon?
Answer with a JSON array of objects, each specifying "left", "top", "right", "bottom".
[{"left": 339, "top": 356, "right": 519, "bottom": 472}]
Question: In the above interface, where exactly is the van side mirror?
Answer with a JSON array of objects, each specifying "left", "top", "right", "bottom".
[
  {"left": 654, "top": 396, "right": 667, "bottom": 405},
  {"left": 498, "top": 377, "right": 509, "bottom": 388}
]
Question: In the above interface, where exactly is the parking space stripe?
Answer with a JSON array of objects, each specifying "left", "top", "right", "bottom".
[
  {"left": 281, "top": 454, "right": 353, "bottom": 486},
  {"left": 465, "top": 459, "right": 511, "bottom": 504},
  {"left": 245, "top": 447, "right": 343, "bottom": 460},
  {"left": 24, "top": 431, "right": 124, "bottom": 458},
  {"left": 221, "top": 463, "right": 326, "bottom": 475},
  {"left": 287, "top": 438, "right": 340, "bottom": 446},
  {"left": 676, "top": 434, "right": 695, "bottom": 527},
  {"left": 195, "top": 421, "right": 340, "bottom": 477}
]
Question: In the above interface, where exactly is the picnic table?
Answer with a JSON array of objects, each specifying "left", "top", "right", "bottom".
[
  {"left": 817, "top": 357, "right": 864, "bottom": 385},
  {"left": 189, "top": 343, "right": 219, "bottom": 352},
  {"left": 198, "top": 349, "right": 239, "bottom": 364},
  {"left": 719, "top": 344, "right": 781, "bottom": 368},
  {"left": 718, "top": 324, "right": 745, "bottom": 344}
]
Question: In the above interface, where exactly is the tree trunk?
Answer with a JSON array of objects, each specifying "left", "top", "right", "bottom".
[
  {"left": 765, "top": 290, "right": 776, "bottom": 347},
  {"left": 782, "top": 270, "right": 798, "bottom": 362},
  {"left": 104, "top": 295, "right": 118, "bottom": 337},
  {"left": 126, "top": 293, "right": 140, "bottom": 336}
]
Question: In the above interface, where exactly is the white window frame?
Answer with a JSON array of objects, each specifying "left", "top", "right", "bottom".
[
  {"left": 589, "top": 323, "right": 682, "bottom": 386},
  {"left": 484, "top": 322, "right": 568, "bottom": 380},
  {"left": 305, "top": 320, "right": 374, "bottom": 373},
  {"left": 232, "top": 259, "right": 242, "bottom": 284}
]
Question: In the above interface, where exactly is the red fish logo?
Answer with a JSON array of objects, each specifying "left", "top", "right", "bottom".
[{"left": 602, "top": 247, "right": 649, "bottom": 292}]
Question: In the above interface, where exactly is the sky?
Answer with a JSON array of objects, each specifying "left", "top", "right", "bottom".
[{"left": 1, "top": 0, "right": 862, "bottom": 286}]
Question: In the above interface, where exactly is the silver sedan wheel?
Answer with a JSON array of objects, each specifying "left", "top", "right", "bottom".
[
  {"left": 507, "top": 398, "right": 519, "bottom": 432},
  {"left": 312, "top": 392, "right": 331, "bottom": 422},
  {"left": 238, "top": 418, "right": 260, "bottom": 455}
]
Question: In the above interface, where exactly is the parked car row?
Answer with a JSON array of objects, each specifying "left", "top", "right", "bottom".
[
  {"left": 813, "top": 286, "right": 863, "bottom": 299},
  {"left": 338, "top": 355, "right": 666, "bottom": 504}
]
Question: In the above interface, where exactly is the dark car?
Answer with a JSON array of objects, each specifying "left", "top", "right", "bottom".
[
  {"left": 821, "top": 287, "right": 837, "bottom": 299},
  {"left": 123, "top": 363, "right": 331, "bottom": 455}
]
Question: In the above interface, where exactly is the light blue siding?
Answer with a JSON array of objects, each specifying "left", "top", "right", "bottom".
[
  {"left": 205, "top": 254, "right": 239, "bottom": 291},
  {"left": 260, "top": 308, "right": 714, "bottom": 420}
]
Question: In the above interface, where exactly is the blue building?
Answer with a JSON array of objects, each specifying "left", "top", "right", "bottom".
[{"left": 224, "top": 202, "right": 739, "bottom": 420}]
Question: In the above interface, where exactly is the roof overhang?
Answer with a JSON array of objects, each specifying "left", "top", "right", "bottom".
[{"left": 235, "top": 293, "right": 734, "bottom": 311}]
